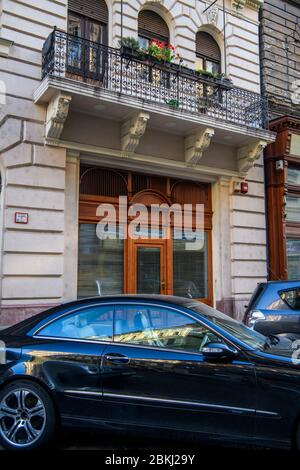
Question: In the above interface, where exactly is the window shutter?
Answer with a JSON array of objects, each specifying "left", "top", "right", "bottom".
[
  {"left": 69, "top": 0, "right": 108, "bottom": 24},
  {"left": 138, "top": 10, "right": 169, "bottom": 42},
  {"left": 196, "top": 32, "right": 221, "bottom": 61}
]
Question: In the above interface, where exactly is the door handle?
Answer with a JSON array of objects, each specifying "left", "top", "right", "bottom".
[{"left": 104, "top": 354, "right": 129, "bottom": 364}]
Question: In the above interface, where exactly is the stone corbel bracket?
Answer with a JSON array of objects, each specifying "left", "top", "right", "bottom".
[
  {"left": 121, "top": 112, "right": 150, "bottom": 153},
  {"left": 46, "top": 92, "right": 72, "bottom": 140},
  {"left": 185, "top": 128, "right": 215, "bottom": 165},
  {"left": 237, "top": 139, "right": 267, "bottom": 176}
]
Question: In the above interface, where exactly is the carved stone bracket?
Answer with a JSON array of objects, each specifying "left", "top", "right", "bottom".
[
  {"left": 46, "top": 92, "right": 72, "bottom": 140},
  {"left": 237, "top": 139, "right": 267, "bottom": 175},
  {"left": 185, "top": 128, "right": 215, "bottom": 165},
  {"left": 121, "top": 112, "right": 150, "bottom": 153},
  {"left": 206, "top": 4, "right": 219, "bottom": 27}
]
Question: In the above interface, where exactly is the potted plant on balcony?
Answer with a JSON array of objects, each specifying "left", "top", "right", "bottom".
[
  {"left": 146, "top": 40, "right": 176, "bottom": 66},
  {"left": 119, "top": 37, "right": 143, "bottom": 60},
  {"left": 195, "top": 68, "right": 233, "bottom": 89}
]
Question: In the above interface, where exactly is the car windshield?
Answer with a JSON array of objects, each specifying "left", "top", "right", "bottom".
[{"left": 187, "top": 302, "right": 266, "bottom": 350}]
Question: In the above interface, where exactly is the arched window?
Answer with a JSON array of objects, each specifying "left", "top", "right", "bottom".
[
  {"left": 196, "top": 31, "right": 221, "bottom": 74},
  {"left": 68, "top": 0, "right": 108, "bottom": 45},
  {"left": 138, "top": 10, "right": 170, "bottom": 49}
]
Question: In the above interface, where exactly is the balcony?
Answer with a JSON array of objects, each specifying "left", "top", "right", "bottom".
[
  {"left": 34, "top": 29, "right": 276, "bottom": 180},
  {"left": 38, "top": 29, "right": 268, "bottom": 131}
]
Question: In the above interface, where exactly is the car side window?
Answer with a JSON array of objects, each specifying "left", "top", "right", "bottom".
[
  {"left": 37, "top": 305, "right": 113, "bottom": 341},
  {"left": 280, "top": 288, "right": 300, "bottom": 310},
  {"left": 114, "top": 305, "right": 222, "bottom": 353}
]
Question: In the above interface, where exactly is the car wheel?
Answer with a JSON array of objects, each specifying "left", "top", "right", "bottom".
[{"left": 0, "top": 380, "right": 56, "bottom": 450}]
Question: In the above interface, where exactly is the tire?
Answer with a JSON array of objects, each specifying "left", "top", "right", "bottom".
[{"left": 0, "top": 380, "right": 57, "bottom": 450}]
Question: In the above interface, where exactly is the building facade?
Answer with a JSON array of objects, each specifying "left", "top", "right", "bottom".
[
  {"left": 0, "top": 0, "right": 274, "bottom": 325},
  {"left": 260, "top": 0, "right": 300, "bottom": 281}
]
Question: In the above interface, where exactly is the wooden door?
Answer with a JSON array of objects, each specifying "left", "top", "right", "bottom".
[{"left": 128, "top": 239, "right": 169, "bottom": 295}]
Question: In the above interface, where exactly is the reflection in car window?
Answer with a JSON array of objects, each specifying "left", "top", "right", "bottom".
[
  {"left": 266, "top": 298, "right": 288, "bottom": 310},
  {"left": 37, "top": 306, "right": 113, "bottom": 341},
  {"left": 188, "top": 302, "right": 266, "bottom": 350},
  {"left": 114, "top": 305, "right": 222, "bottom": 353},
  {"left": 280, "top": 288, "right": 300, "bottom": 310}
]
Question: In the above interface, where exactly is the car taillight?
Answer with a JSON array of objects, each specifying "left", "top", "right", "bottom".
[{"left": 246, "top": 310, "right": 266, "bottom": 329}]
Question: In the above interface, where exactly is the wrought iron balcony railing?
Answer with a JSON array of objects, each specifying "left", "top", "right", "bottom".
[{"left": 42, "top": 29, "right": 268, "bottom": 130}]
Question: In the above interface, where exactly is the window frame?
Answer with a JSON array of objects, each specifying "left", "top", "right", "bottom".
[
  {"left": 67, "top": 10, "right": 108, "bottom": 79},
  {"left": 196, "top": 53, "right": 221, "bottom": 75},
  {"left": 34, "top": 303, "right": 114, "bottom": 343},
  {"left": 68, "top": 10, "right": 108, "bottom": 45},
  {"left": 286, "top": 162, "right": 300, "bottom": 280},
  {"left": 33, "top": 302, "right": 240, "bottom": 356},
  {"left": 112, "top": 303, "right": 224, "bottom": 353}
]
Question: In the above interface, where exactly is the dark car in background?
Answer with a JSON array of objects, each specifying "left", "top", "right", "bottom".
[
  {"left": 1, "top": 294, "right": 300, "bottom": 451},
  {"left": 244, "top": 281, "right": 300, "bottom": 339}
]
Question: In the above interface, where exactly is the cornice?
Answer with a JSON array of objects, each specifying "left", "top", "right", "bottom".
[{"left": 269, "top": 116, "right": 300, "bottom": 133}]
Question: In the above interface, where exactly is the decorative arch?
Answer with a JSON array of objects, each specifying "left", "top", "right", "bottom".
[
  {"left": 139, "top": 1, "right": 175, "bottom": 44},
  {"left": 130, "top": 189, "right": 171, "bottom": 207},
  {"left": 138, "top": 9, "right": 170, "bottom": 43},
  {"left": 79, "top": 167, "right": 128, "bottom": 197}
]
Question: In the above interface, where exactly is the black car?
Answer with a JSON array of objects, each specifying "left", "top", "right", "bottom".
[
  {"left": 244, "top": 281, "right": 300, "bottom": 339},
  {"left": 0, "top": 294, "right": 300, "bottom": 450}
]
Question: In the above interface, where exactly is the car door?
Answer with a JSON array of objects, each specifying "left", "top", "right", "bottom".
[
  {"left": 101, "top": 303, "right": 257, "bottom": 441},
  {"left": 31, "top": 303, "right": 114, "bottom": 421}
]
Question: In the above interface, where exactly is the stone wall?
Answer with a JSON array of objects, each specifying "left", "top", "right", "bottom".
[
  {"left": 0, "top": 0, "right": 267, "bottom": 324},
  {"left": 0, "top": 0, "right": 68, "bottom": 324}
]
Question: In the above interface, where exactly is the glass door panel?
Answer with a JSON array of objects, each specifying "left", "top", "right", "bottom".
[
  {"left": 173, "top": 232, "right": 208, "bottom": 299},
  {"left": 87, "top": 21, "right": 105, "bottom": 77},
  {"left": 78, "top": 224, "right": 124, "bottom": 298},
  {"left": 67, "top": 13, "right": 84, "bottom": 72},
  {"left": 136, "top": 247, "right": 161, "bottom": 294}
]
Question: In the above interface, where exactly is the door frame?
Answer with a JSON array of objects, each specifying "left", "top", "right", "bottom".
[
  {"left": 78, "top": 169, "right": 214, "bottom": 305},
  {"left": 67, "top": 10, "right": 108, "bottom": 80},
  {"left": 126, "top": 238, "right": 172, "bottom": 295}
]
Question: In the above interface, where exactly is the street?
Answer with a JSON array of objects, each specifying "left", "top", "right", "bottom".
[{"left": 0, "top": 428, "right": 255, "bottom": 451}]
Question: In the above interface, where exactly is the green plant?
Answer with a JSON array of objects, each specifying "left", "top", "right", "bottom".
[
  {"left": 118, "top": 37, "right": 140, "bottom": 51},
  {"left": 146, "top": 40, "right": 176, "bottom": 63},
  {"left": 195, "top": 68, "right": 230, "bottom": 80},
  {"left": 165, "top": 98, "right": 179, "bottom": 108}
]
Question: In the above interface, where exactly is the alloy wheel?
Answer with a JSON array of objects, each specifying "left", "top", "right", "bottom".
[{"left": 0, "top": 388, "right": 46, "bottom": 448}]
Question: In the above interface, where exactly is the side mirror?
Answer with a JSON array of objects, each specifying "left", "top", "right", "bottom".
[{"left": 202, "top": 342, "right": 238, "bottom": 360}]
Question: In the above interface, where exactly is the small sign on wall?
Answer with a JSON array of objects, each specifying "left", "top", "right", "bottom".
[{"left": 15, "top": 212, "right": 29, "bottom": 224}]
